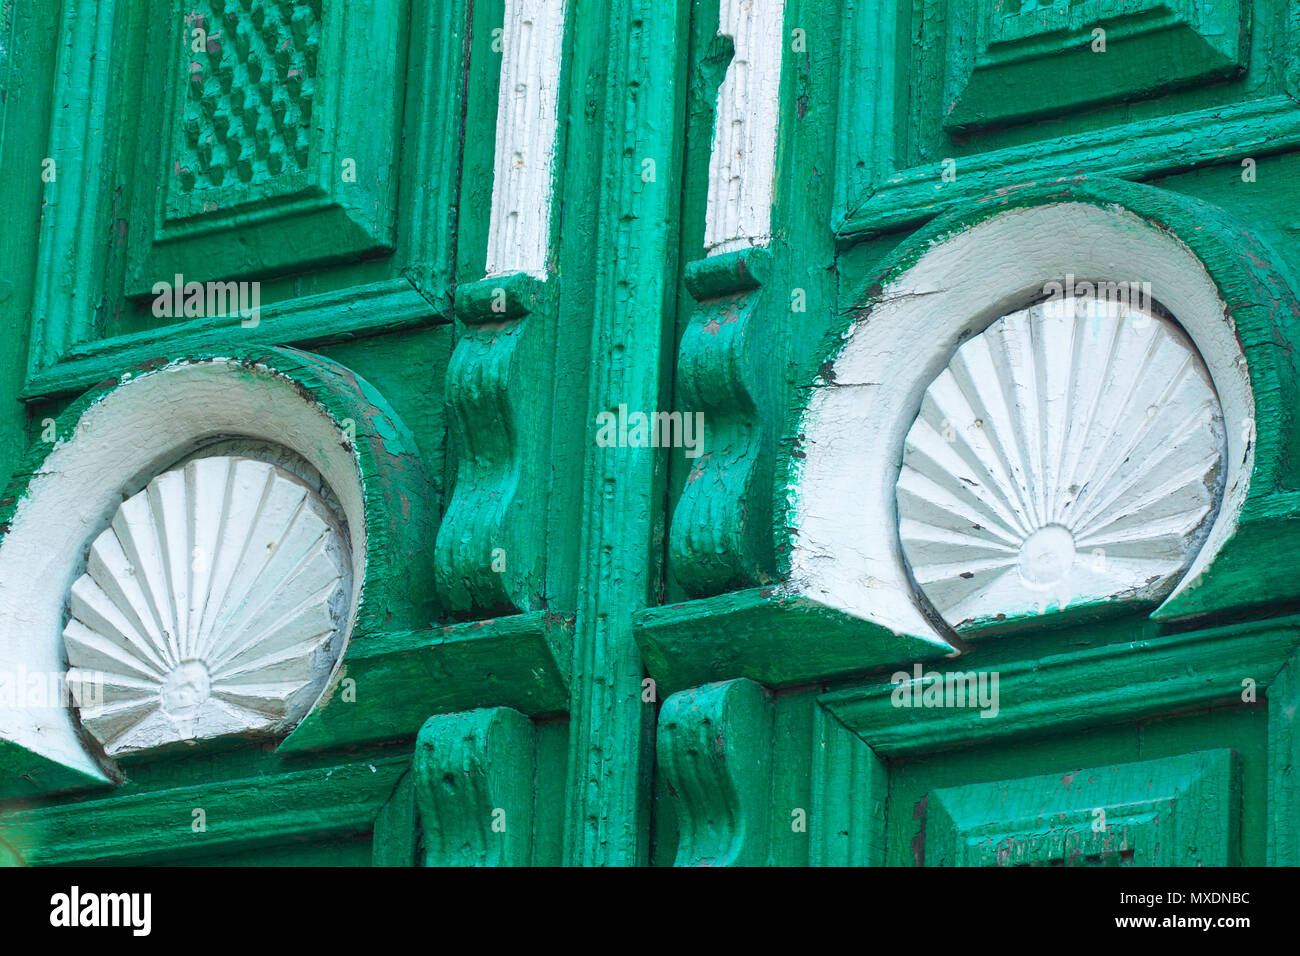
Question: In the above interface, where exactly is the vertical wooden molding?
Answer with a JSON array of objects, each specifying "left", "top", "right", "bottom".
[
  {"left": 657, "top": 678, "right": 773, "bottom": 866},
  {"left": 704, "top": 0, "right": 785, "bottom": 254},
  {"left": 810, "top": 704, "right": 888, "bottom": 866},
  {"left": 398, "top": 0, "right": 474, "bottom": 309},
  {"left": 372, "top": 772, "right": 419, "bottom": 867},
  {"left": 1268, "top": 648, "right": 1300, "bottom": 865},
  {"left": 669, "top": 248, "right": 774, "bottom": 594},
  {"left": 485, "top": 0, "right": 567, "bottom": 279},
  {"left": 563, "top": 0, "right": 690, "bottom": 867},
  {"left": 31, "top": 0, "right": 124, "bottom": 370},
  {"left": 831, "top": 0, "right": 899, "bottom": 229},
  {"left": 413, "top": 707, "right": 536, "bottom": 867}
]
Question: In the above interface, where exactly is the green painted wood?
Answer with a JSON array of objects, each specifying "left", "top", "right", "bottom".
[
  {"left": 657, "top": 678, "right": 772, "bottom": 866},
  {"left": 810, "top": 706, "right": 887, "bottom": 867},
  {"left": 670, "top": 252, "right": 776, "bottom": 595},
  {"left": 834, "top": 0, "right": 1300, "bottom": 238},
  {"left": 281, "top": 611, "right": 573, "bottom": 752},
  {"left": 769, "top": 686, "right": 818, "bottom": 867},
  {"left": 1267, "top": 646, "right": 1300, "bottom": 865},
  {"left": 822, "top": 613, "right": 1300, "bottom": 758},
  {"left": 0, "top": 740, "right": 118, "bottom": 803},
  {"left": 925, "top": 750, "right": 1241, "bottom": 867},
  {"left": 438, "top": 274, "right": 556, "bottom": 614},
  {"left": 790, "top": 176, "right": 1300, "bottom": 633},
  {"left": 529, "top": 717, "right": 570, "bottom": 867},
  {"left": 0, "top": 753, "right": 409, "bottom": 865},
  {"left": 0, "top": 0, "right": 55, "bottom": 486},
  {"left": 372, "top": 771, "right": 419, "bottom": 868},
  {"left": 5, "top": 0, "right": 1300, "bottom": 869},
  {"left": 944, "top": 0, "right": 1248, "bottom": 133},
  {"left": 3, "top": 346, "right": 439, "bottom": 639},
  {"left": 122, "top": 0, "right": 410, "bottom": 295},
  {"left": 24, "top": 279, "right": 444, "bottom": 402},
  {"left": 635, "top": 587, "right": 953, "bottom": 694},
  {"left": 413, "top": 707, "right": 535, "bottom": 867},
  {"left": 563, "top": 0, "right": 690, "bottom": 867}
]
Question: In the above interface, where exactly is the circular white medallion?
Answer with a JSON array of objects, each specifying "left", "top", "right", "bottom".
[
  {"left": 897, "top": 294, "right": 1226, "bottom": 630},
  {"left": 63, "top": 455, "right": 351, "bottom": 755}
]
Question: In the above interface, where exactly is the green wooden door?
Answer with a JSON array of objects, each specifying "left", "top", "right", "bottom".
[{"left": 1, "top": 0, "right": 1299, "bottom": 868}]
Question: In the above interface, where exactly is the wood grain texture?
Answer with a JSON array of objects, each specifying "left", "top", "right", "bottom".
[
  {"left": 925, "top": 749, "right": 1240, "bottom": 866},
  {"left": 834, "top": 0, "right": 1300, "bottom": 238},
  {"left": 24, "top": 279, "right": 443, "bottom": 402},
  {"left": 636, "top": 587, "right": 954, "bottom": 695},
  {"left": 371, "top": 771, "right": 419, "bottom": 867},
  {"left": 280, "top": 611, "right": 572, "bottom": 752},
  {"left": 437, "top": 274, "right": 554, "bottom": 614},
  {"left": 122, "top": 0, "right": 410, "bottom": 295},
  {"left": 657, "top": 678, "right": 772, "bottom": 866},
  {"left": 0, "top": 753, "right": 409, "bottom": 865},
  {"left": 562, "top": 0, "right": 690, "bottom": 867},
  {"left": 1267, "top": 647, "right": 1300, "bottom": 865},
  {"left": 669, "top": 249, "right": 774, "bottom": 595},
  {"left": 810, "top": 705, "right": 887, "bottom": 866},
  {"left": 822, "top": 613, "right": 1300, "bottom": 758},
  {"left": 413, "top": 707, "right": 535, "bottom": 867}
]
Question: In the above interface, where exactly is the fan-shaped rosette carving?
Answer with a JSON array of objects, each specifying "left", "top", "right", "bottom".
[
  {"left": 63, "top": 456, "right": 350, "bottom": 755},
  {"left": 898, "top": 295, "right": 1226, "bottom": 631}
]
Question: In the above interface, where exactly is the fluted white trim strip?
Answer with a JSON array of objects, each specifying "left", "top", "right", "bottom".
[
  {"left": 705, "top": 0, "right": 785, "bottom": 255},
  {"left": 485, "top": 0, "right": 568, "bottom": 279}
]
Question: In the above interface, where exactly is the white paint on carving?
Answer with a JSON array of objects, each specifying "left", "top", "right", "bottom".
[
  {"left": 705, "top": 0, "right": 785, "bottom": 255},
  {"left": 0, "top": 360, "right": 366, "bottom": 780},
  {"left": 898, "top": 296, "right": 1225, "bottom": 629},
  {"left": 783, "top": 203, "right": 1254, "bottom": 647},
  {"left": 485, "top": 0, "right": 567, "bottom": 279},
  {"left": 64, "top": 456, "right": 350, "bottom": 755}
]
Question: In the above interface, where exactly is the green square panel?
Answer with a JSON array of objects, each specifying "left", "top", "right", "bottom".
[{"left": 924, "top": 749, "right": 1241, "bottom": 866}]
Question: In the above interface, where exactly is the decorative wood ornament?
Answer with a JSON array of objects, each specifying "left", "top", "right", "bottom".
[
  {"left": 898, "top": 296, "right": 1226, "bottom": 629},
  {"left": 64, "top": 456, "right": 350, "bottom": 755}
]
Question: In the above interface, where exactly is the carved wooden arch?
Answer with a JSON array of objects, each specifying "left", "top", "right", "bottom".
[
  {"left": 776, "top": 177, "right": 1300, "bottom": 653},
  {"left": 0, "top": 348, "right": 436, "bottom": 794}
]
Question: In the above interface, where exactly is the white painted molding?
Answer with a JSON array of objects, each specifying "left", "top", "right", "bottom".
[
  {"left": 64, "top": 456, "right": 351, "bottom": 755},
  {"left": 704, "top": 0, "right": 785, "bottom": 255},
  {"left": 782, "top": 203, "right": 1254, "bottom": 644},
  {"left": 898, "top": 296, "right": 1225, "bottom": 630},
  {"left": 484, "top": 0, "right": 567, "bottom": 279},
  {"left": 0, "top": 360, "right": 366, "bottom": 780}
]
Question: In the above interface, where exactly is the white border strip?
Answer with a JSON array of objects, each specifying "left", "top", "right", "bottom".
[
  {"left": 705, "top": 0, "right": 785, "bottom": 255},
  {"left": 485, "top": 0, "right": 568, "bottom": 279}
]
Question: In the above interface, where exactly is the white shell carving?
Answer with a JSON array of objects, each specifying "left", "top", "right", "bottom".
[
  {"left": 898, "top": 296, "right": 1226, "bottom": 630},
  {"left": 64, "top": 456, "right": 350, "bottom": 755}
]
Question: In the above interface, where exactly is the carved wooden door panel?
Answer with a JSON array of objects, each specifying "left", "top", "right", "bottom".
[
  {"left": 646, "top": 0, "right": 1300, "bottom": 870},
  {"left": 2, "top": 0, "right": 1300, "bottom": 870}
]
